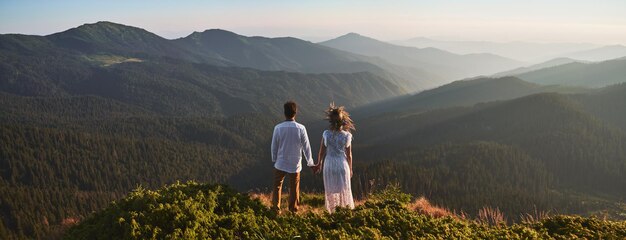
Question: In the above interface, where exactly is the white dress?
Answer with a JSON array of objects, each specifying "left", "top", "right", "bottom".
[{"left": 322, "top": 130, "right": 355, "bottom": 213}]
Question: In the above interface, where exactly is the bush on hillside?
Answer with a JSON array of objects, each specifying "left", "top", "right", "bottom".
[{"left": 65, "top": 181, "right": 626, "bottom": 239}]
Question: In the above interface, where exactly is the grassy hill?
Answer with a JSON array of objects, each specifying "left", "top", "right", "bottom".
[{"left": 63, "top": 182, "right": 626, "bottom": 239}]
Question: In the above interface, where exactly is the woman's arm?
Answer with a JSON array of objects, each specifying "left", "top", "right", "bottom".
[
  {"left": 317, "top": 138, "right": 326, "bottom": 173},
  {"left": 346, "top": 145, "right": 353, "bottom": 178}
]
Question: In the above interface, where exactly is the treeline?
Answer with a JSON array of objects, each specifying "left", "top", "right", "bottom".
[
  {"left": 352, "top": 93, "right": 626, "bottom": 219},
  {"left": 0, "top": 95, "right": 277, "bottom": 239}
]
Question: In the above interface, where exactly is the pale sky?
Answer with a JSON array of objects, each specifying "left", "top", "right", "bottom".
[{"left": 1, "top": 0, "right": 626, "bottom": 44}]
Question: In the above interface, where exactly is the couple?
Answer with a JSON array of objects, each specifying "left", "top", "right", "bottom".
[{"left": 271, "top": 101, "right": 355, "bottom": 214}]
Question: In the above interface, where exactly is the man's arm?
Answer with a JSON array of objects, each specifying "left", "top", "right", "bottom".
[
  {"left": 271, "top": 127, "right": 279, "bottom": 162},
  {"left": 301, "top": 127, "right": 315, "bottom": 167}
]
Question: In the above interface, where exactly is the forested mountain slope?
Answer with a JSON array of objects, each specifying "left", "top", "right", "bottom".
[
  {"left": 352, "top": 76, "right": 588, "bottom": 118},
  {"left": 0, "top": 21, "right": 439, "bottom": 92},
  {"left": 353, "top": 93, "right": 626, "bottom": 218},
  {"left": 0, "top": 42, "right": 404, "bottom": 120},
  {"left": 0, "top": 22, "right": 408, "bottom": 239}
]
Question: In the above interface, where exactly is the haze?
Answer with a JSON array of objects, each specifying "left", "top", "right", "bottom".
[{"left": 2, "top": 0, "right": 626, "bottom": 44}]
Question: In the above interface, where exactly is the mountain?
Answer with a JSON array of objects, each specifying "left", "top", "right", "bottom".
[
  {"left": 321, "top": 33, "right": 523, "bottom": 81},
  {"left": 0, "top": 22, "right": 412, "bottom": 238},
  {"left": 173, "top": 29, "right": 379, "bottom": 73},
  {"left": 172, "top": 29, "right": 441, "bottom": 91},
  {"left": 493, "top": 57, "right": 585, "bottom": 77},
  {"left": 394, "top": 37, "right": 599, "bottom": 62},
  {"left": 0, "top": 47, "right": 403, "bottom": 120},
  {"left": 573, "top": 83, "right": 626, "bottom": 131},
  {"left": 353, "top": 92, "right": 626, "bottom": 217},
  {"left": 516, "top": 58, "right": 626, "bottom": 88},
  {"left": 0, "top": 22, "right": 410, "bottom": 119},
  {"left": 352, "top": 76, "right": 589, "bottom": 118},
  {"left": 1, "top": 21, "right": 441, "bottom": 92},
  {"left": 45, "top": 21, "right": 230, "bottom": 66},
  {"left": 2, "top": 21, "right": 626, "bottom": 239},
  {"left": 560, "top": 45, "right": 626, "bottom": 62}
]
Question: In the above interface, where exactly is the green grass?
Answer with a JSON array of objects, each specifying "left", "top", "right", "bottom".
[
  {"left": 64, "top": 181, "right": 626, "bottom": 239},
  {"left": 84, "top": 54, "right": 143, "bottom": 66}
]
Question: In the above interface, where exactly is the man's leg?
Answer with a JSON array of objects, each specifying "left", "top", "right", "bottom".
[
  {"left": 271, "top": 169, "right": 287, "bottom": 212},
  {"left": 288, "top": 171, "right": 301, "bottom": 212}
]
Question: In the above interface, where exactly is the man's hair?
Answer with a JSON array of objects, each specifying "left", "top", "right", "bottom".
[{"left": 284, "top": 101, "right": 297, "bottom": 118}]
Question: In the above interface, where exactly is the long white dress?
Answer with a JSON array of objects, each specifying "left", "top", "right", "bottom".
[{"left": 322, "top": 129, "right": 355, "bottom": 213}]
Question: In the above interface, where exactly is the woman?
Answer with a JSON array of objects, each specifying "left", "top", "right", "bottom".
[{"left": 316, "top": 103, "right": 355, "bottom": 213}]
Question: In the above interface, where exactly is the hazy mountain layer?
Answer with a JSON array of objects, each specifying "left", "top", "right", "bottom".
[
  {"left": 493, "top": 57, "right": 585, "bottom": 77},
  {"left": 559, "top": 45, "right": 626, "bottom": 62},
  {"left": 321, "top": 33, "right": 523, "bottom": 82},
  {"left": 516, "top": 58, "right": 626, "bottom": 88},
  {"left": 394, "top": 37, "right": 599, "bottom": 62}
]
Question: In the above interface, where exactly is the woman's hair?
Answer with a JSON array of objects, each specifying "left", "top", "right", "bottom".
[{"left": 325, "top": 102, "right": 355, "bottom": 132}]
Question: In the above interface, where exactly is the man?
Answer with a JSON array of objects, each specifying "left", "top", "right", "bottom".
[{"left": 271, "top": 101, "right": 317, "bottom": 213}]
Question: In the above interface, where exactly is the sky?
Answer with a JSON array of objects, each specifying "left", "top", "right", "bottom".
[{"left": 1, "top": 0, "right": 626, "bottom": 44}]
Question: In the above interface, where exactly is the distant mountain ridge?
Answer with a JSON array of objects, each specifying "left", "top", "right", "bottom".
[
  {"left": 353, "top": 76, "right": 589, "bottom": 118},
  {"left": 320, "top": 33, "right": 523, "bottom": 82},
  {"left": 515, "top": 58, "right": 626, "bottom": 87},
  {"left": 559, "top": 45, "right": 626, "bottom": 62},
  {"left": 0, "top": 21, "right": 407, "bottom": 120},
  {"left": 494, "top": 57, "right": 586, "bottom": 77},
  {"left": 394, "top": 37, "right": 600, "bottom": 62},
  {"left": 353, "top": 90, "right": 626, "bottom": 217},
  {"left": 0, "top": 21, "right": 448, "bottom": 91}
]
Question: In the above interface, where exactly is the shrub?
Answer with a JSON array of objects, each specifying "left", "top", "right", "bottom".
[{"left": 65, "top": 182, "right": 626, "bottom": 239}]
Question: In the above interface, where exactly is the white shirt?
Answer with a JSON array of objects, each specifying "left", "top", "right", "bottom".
[{"left": 271, "top": 120, "right": 314, "bottom": 173}]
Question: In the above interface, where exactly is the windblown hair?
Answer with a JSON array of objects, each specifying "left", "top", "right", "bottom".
[{"left": 326, "top": 103, "right": 355, "bottom": 132}]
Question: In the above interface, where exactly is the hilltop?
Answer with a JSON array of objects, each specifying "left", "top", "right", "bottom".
[{"left": 63, "top": 181, "right": 626, "bottom": 239}]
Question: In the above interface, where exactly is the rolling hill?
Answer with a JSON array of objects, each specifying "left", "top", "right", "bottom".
[
  {"left": 394, "top": 37, "right": 599, "bottom": 62},
  {"left": 171, "top": 28, "right": 441, "bottom": 91},
  {"left": 0, "top": 22, "right": 408, "bottom": 238},
  {"left": 353, "top": 92, "right": 626, "bottom": 217},
  {"left": 2, "top": 21, "right": 626, "bottom": 239},
  {"left": 515, "top": 58, "right": 626, "bottom": 87},
  {"left": 320, "top": 33, "right": 523, "bottom": 81},
  {"left": 493, "top": 57, "right": 585, "bottom": 77},
  {"left": 560, "top": 45, "right": 626, "bottom": 62},
  {"left": 1, "top": 21, "right": 443, "bottom": 92},
  {"left": 352, "top": 76, "right": 589, "bottom": 118},
  {"left": 573, "top": 83, "right": 626, "bottom": 131},
  {"left": 0, "top": 23, "right": 408, "bottom": 120}
]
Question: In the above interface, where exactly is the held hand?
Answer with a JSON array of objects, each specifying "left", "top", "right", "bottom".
[{"left": 316, "top": 164, "right": 323, "bottom": 174}]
